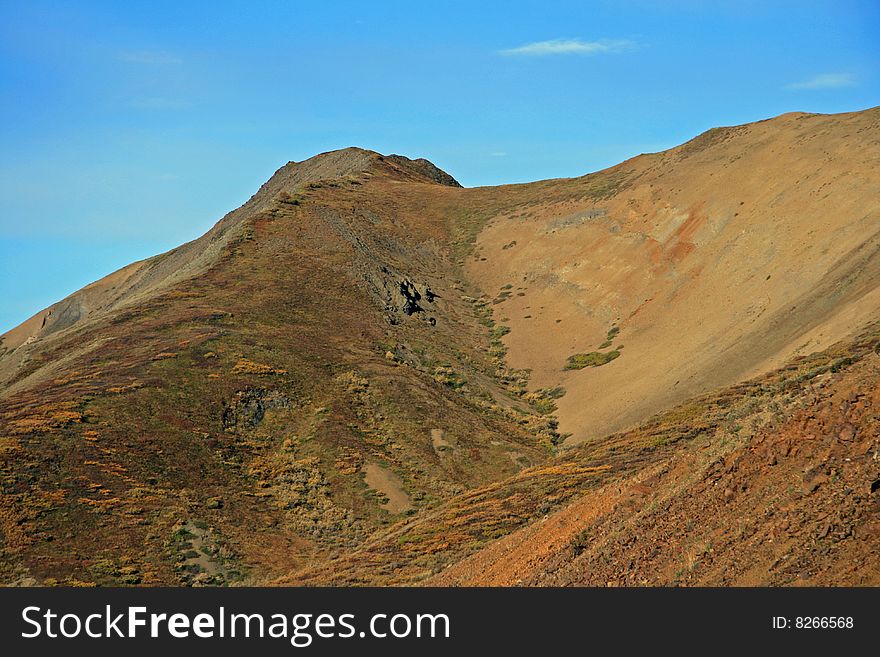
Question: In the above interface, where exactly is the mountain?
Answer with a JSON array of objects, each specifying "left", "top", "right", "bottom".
[{"left": 2, "top": 108, "right": 879, "bottom": 586}]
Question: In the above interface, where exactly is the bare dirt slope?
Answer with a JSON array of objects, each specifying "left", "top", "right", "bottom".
[
  {"left": 2, "top": 107, "right": 879, "bottom": 586},
  {"left": 467, "top": 108, "right": 880, "bottom": 444}
]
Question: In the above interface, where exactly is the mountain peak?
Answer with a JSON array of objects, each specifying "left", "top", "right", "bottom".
[
  {"left": 269, "top": 147, "right": 461, "bottom": 191},
  {"left": 270, "top": 146, "right": 461, "bottom": 191}
]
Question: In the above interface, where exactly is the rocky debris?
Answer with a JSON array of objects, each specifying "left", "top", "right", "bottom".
[
  {"left": 399, "top": 280, "right": 423, "bottom": 315},
  {"left": 222, "top": 388, "right": 290, "bottom": 432},
  {"left": 366, "top": 266, "right": 438, "bottom": 324},
  {"left": 515, "top": 350, "right": 880, "bottom": 587},
  {"left": 539, "top": 208, "right": 608, "bottom": 234}
]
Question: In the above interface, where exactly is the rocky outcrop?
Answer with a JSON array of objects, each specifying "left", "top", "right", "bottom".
[
  {"left": 222, "top": 388, "right": 290, "bottom": 432},
  {"left": 365, "top": 265, "right": 438, "bottom": 325}
]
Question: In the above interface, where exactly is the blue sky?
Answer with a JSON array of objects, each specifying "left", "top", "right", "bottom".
[{"left": 1, "top": 0, "right": 878, "bottom": 333}]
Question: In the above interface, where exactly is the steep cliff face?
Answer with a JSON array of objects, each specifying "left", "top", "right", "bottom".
[{"left": 2, "top": 108, "right": 879, "bottom": 586}]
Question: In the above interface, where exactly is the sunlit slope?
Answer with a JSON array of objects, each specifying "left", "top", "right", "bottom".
[
  {"left": 467, "top": 108, "right": 880, "bottom": 444},
  {"left": 2, "top": 108, "right": 878, "bottom": 586}
]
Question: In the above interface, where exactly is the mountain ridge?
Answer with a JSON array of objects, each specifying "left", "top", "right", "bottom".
[
  {"left": 1, "top": 106, "right": 879, "bottom": 586},
  {"left": 0, "top": 149, "right": 459, "bottom": 358}
]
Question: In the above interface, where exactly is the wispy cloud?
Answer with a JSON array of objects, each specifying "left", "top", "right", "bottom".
[
  {"left": 785, "top": 73, "right": 856, "bottom": 90},
  {"left": 498, "top": 38, "right": 634, "bottom": 57},
  {"left": 119, "top": 50, "right": 182, "bottom": 65}
]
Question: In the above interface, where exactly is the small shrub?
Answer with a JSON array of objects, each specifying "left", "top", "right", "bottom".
[
  {"left": 433, "top": 365, "right": 466, "bottom": 389},
  {"left": 565, "top": 350, "right": 620, "bottom": 370},
  {"left": 599, "top": 326, "right": 620, "bottom": 349},
  {"left": 541, "top": 387, "right": 566, "bottom": 400},
  {"left": 570, "top": 530, "right": 590, "bottom": 556}
]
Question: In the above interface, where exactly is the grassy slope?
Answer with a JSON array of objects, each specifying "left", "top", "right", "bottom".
[
  {"left": 281, "top": 323, "right": 880, "bottom": 586},
  {"left": 0, "top": 170, "right": 558, "bottom": 585}
]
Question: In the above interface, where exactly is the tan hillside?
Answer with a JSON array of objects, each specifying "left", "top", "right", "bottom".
[
  {"left": 467, "top": 108, "right": 880, "bottom": 444},
  {"left": 1, "top": 107, "right": 879, "bottom": 587}
]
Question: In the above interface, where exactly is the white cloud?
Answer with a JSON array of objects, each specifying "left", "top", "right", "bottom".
[
  {"left": 119, "top": 50, "right": 182, "bottom": 65},
  {"left": 785, "top": 73, "right": 856, "bottom": 90},
  {"left": 498, "top": 38, "right": 634, "bottom": 56}
]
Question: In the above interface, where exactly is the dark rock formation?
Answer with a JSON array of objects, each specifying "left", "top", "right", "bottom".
[{"left": 222, "top": 388, "right": 290, "bottom": 432}]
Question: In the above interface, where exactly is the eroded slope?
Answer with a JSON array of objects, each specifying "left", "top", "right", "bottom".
[{"left": 467, "top": 108, "right": 880, "bottom": 444}]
